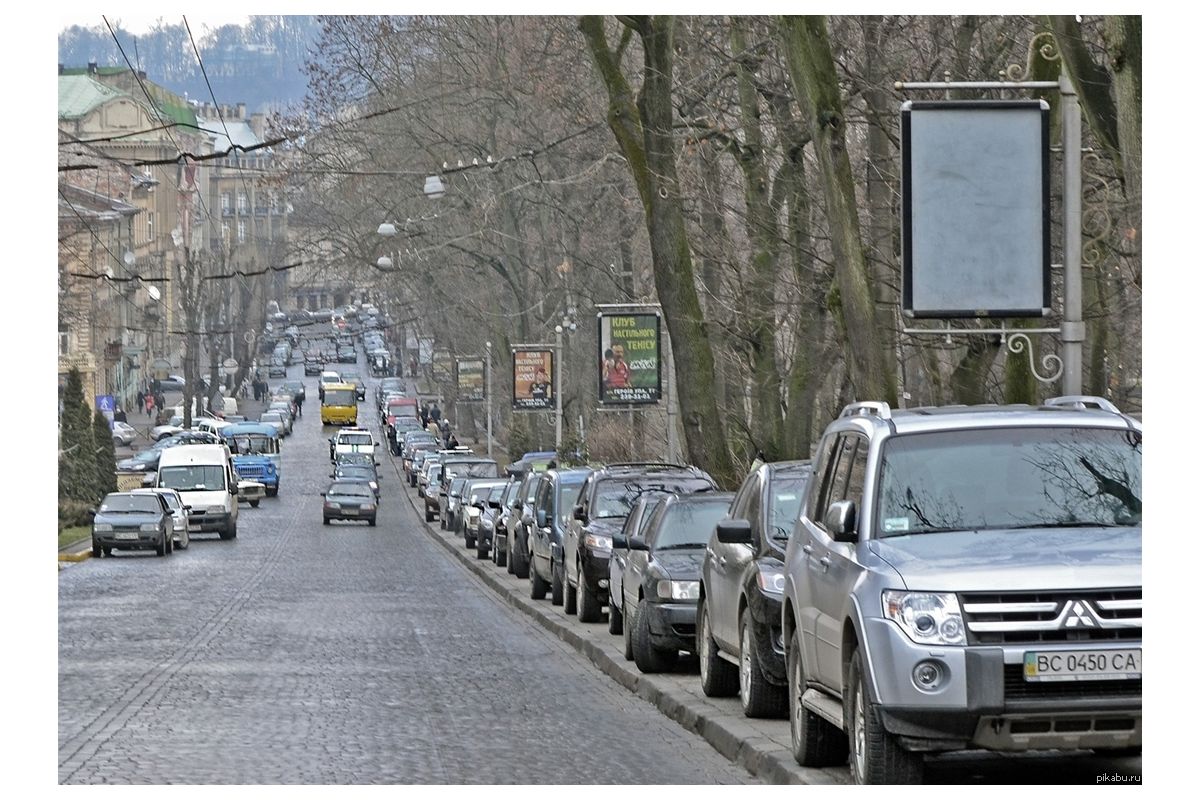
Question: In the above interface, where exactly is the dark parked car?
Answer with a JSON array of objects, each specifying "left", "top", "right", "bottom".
[
  {"left": 623, "top": 492, "right": 734, "bottom": 673},
  {"left": 528, "top": 469, "right": 591, "bottom": 606},
  {"left": 422, "top": 463, "right": 445, "bottom": 521},
  {"left": 117, "top": 448, "right": 162, "bottom": 473},
  {"left": 337, "top": 345, "right": 357, "bottom": 363},
  {"left": 609, "top": 491, "right": 671, "bottom": 641},
  {"left": 91, "top": 491, "right": 174, "bottom": 558},
  {"left": 564, "top": 463, "right": 718, "bottom": 623},
  {"left": 280, "top": 380, "right": 306, "bottom": 404},
  {"left": 341, "top": 370, "right": 366, "bottom": 400},
  {"left": 697, "top": 461, "right": 811, "bottom": 717},
  {"left": 438, "top": 458, "right": 500, "bottom": 529},
  {"left": 490, "top": 480, "right": 524, "bottom": 568},
  {"left": 269, "top": 356, "right": 287, "bottom": 378},
  {"left": 304, "top": 354, "right": 323, "bottom": 375},
  {"left": 322, "top": 481, "right": 377, "bottom": 525},
  {"left": 402, "top": 434, "right": 440, "bottom": 478},
  {"left": 441, "top": 477, "right": 469, "bottom": 532},
  {"left": 505, "top": 470, "right": 544, "bottom": 579},
  {"left": 375, "top": 377, "right": 405, "bottom": 405}
]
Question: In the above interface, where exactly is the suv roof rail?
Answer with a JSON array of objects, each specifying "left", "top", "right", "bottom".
[
  {"left": 604, "top": 461, "right": 693, "bottom": 471},
  {"left": 839, "top": 401, "right": 892, "bottom": 420},
  {"left": 1044, "top": 395, "right": 1121, "bottom": 414}
]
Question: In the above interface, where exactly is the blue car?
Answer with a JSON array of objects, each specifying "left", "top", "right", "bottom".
[{"left": 220, "top": 422, "right": 282, "bottom": 497}]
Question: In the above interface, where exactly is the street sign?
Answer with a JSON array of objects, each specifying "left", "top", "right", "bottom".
[
  {"left": 512, "top": 349, "right": 554, "bottom": 411},
  {"left": 223, "top": 357, "right": 239, "bottom": 370},
  {"left": 456, "top": 358, "right": 485, "bottom": 402},
  {"left": 95, "top": 394, "right": 115, "bottom": 424}
]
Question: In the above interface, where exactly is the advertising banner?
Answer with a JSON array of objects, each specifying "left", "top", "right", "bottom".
[
  {"left": 432, "top": 350, "right": 454, "bottom": 383},
  {"left": 598, "top": 313, "right": 661, "bottom": 404},
  {"left": 512, "top": 349, "right": 554, "bottom": 410},
  {"left": 457, "top": 358, "right": 485, "bottom": 402}
]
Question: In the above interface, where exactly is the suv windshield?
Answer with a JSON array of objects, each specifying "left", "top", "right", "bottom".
[
  {"left": 159, "top": 465, "right": 225, "bottom": 492},
  {"left": 876, "top": 426, "right": 1142, "bottom": 537},
  {"left": 594, "top": 476, "right": 715, "bottom": 519},
  {"left": 653, "top": 499, "right": 732, "bottom": 550}
]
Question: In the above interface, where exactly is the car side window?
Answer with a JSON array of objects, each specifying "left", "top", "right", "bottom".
[
  {"left": 579, "top": 476, "right": 594, "bottom": 514},
  {"left": 808, "top": 434, "right": 841, "bottom": 524},
  {"left": 729, "top": 473, "right": 755, "bottom": 520},
  {"left": 844, "top": 436, "right": 869, "bottom": 515},
  {"left": 743, "top": 476, "right": 763, "bottom": 539}
]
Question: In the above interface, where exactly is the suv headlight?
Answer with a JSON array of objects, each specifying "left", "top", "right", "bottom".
[
  {"left": 93, "top": 523, "right": 112, "bottom": 532},
  {"left": 883, "top": 591, "right": 966, "bottom": 646},
  {"left": 657, "top": 580, "right": 700, "bottom": 601},
  {"left": 756, "top": 565, "right": 786, "bottom": 595},
  {"left": 584, "top": 533, "right": 612, "bottom": 552},
  {"left": 140, "top": 523, "right": 160, "bottom": 532}
]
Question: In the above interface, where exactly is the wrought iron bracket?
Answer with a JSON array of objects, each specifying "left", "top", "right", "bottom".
[{"left": 902, "top": 323, "right": 1065, "bottom": 385}]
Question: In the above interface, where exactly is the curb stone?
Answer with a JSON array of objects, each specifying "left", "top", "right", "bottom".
[{"left": 393, "top": 468, "right": 844, "bottom": 785}]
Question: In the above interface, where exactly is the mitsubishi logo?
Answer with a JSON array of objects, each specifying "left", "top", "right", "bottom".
[{"left": 1062, "top": 601, "right": 1099, "bottom": 628}]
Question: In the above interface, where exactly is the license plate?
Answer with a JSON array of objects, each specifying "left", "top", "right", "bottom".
[
  {"left": 343, "top": 508, "right": 359, "bottom": 515},
  {"left": 114, "top": 532, "right": 139, "bottom": 540},
  {"left": 1024, "top": 649, "right": 1141, "bottom": 682}
]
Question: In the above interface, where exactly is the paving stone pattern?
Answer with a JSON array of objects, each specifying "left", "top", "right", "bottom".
[{"left": 58, "top": 361, "right": 756, "bottom": 784}]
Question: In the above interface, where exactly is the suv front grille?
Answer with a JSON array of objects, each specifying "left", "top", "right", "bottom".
[
  {"left": 1003, "top": 665, "right": 1141, "bottom": 702},
  {"left": 962, "top": 589, "right": 1141, "bottom": 645}
]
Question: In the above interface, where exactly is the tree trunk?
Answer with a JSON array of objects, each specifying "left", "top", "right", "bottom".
[
  {"left": 779, "top": 15, "right": 897, "bottom": 406},
  {"left": 580, "top": 15, "right": 738, "bottom": 486}
]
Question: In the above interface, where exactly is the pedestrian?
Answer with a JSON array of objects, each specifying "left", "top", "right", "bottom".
[
  {"left": 155, "top": 393, "right": 166, "bottom": 415},
  {"left": 240, "top": 378, "right": 249, "bottom": 400},
  {"left": 429, "top": 403, "right": 442, "bottom": 423},
  {"left": 447, "top": 433, "right": 459, "bottom": 449},
  {"left": 136, "top": 389, "right": 145, "bottom": 412},
  {"left": 145, "top": 393, "right": 156, "bottom": 419},
  {"left": 419, "top": 403, "right": 429, "bottom": 428},
  {"left": 295, "top": 392, "right": 304, "bottom": 417},
  {"left": 409, "top": 356, "right": 418, "bottom": 378},
  {"left": 426, "top": 419, "right": 440, "bottom": 437}
]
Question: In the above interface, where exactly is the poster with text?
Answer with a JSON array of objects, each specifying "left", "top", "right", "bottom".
[
  {"left": 432, "top": 350, "right": 454, "bottom": 383},
  {"left": 512, "top": 349, "right": 554, "bottom": 410},
  {"left": 457, "top": 358, "right": 485, "bottom": 402},
  {"left": 598, "top": 313, "right": 661, "bottom": 404}
]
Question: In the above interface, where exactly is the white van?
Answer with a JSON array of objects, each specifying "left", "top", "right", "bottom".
[
  {"left": 156, "top": 444, "right": 240, "bottom": 539},
  {"left": 171, "top": 396, "right": 239, "bottom": 419}
]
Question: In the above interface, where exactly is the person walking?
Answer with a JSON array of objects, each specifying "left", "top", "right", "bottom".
[
  {"left": 294, "top": 392, "right": 304, "bottom": 417},
  {"left": 136, "top": 389, "right": 145, "bottom": 413},
  {"left": 144, "top": 393, "right": 156, "bottom": 419},
  {"left": 429, "top": 403, "right": 442, "bottom": 424}
]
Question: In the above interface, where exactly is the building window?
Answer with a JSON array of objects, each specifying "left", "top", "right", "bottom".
[
  {"left": 237, "top": 221, "right": 246, "bottom": 243},
  {"left": 221, "top": 192, "right": 231, "bottom": 214},
  {"left": 221, "top": 222, "right": 230, "bottom": 243},
  {"left": 237, "top": 191, "right": 248, "bottom": 213},
  {"left": 59, "top": 323, "right": 70, "bottom": 356}
]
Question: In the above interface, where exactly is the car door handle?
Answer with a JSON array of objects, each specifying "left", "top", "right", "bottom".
[
  {"left": 802, "top": 545, "right": 814, "bottom": 555},
  {"left": 718, "top": 556, "right": 728, "bottom": 567},
  {"left": 818, "top": 556, "right": 831, "bottom": 571}
]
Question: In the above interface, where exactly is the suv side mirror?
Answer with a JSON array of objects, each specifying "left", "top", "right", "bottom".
[
  {"left": 628, "top": 535, "right": 648, "bottom": 551},
  {"left": 573, "top": 504, "right": 587, "bottom": 522},
  {"left": 611, "top": 532, "right": 628, "bottom": 549},
  {"left": 230, "top": 482, "right": 239, "bottom": 496},
  {"left": 715, "top": 518, "right": 753, "bottom": 545},
  {"left": 536, "top": 509, "right": 547, "bottom": 528},
  {"left": 824, "top": 500, "right": 858, "bottom": 542}
]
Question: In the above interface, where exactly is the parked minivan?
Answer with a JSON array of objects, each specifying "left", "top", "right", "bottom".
[{"left": 156, "top": 443, "right": 240, "bottom": 539}]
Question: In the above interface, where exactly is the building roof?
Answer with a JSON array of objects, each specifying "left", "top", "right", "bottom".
[
  {"left": 59, "top": 67, "right": 198, "bottom": 129},
  {"left": 58, "top": 181, "right": 139, "bottom": 224},
  {"left": 196, "top": 114, "right": 262, "bottom": 153},
  {"left": 58, "top": 74, "right": 131, "bottom": 120}
]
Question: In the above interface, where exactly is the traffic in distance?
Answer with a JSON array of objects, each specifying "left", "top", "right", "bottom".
[{"left": 84, "top": 303, "right": 1141, "bottom": 785}]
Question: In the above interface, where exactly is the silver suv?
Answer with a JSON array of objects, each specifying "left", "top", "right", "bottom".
[{"left": 782, "top": 396, "right": 1142, "bottom": 783}]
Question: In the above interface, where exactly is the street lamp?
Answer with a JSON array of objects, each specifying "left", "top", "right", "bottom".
[
  {"left": 423, "top": 174, "right": 446, "bottom": 199},
  {"left": 485, "top": 340, "right": 493, "bottom": 459},
  {"left": 554, "top": 325, "right": 564, "bottom": 455}
]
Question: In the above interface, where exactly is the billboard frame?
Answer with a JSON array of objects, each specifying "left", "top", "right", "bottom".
[{"left": 596, "top": 311, "right": 662, "bottom": 406}]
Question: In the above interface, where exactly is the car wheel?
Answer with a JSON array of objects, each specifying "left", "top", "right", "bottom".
[
  {"left": 179, "top": 527, "right": 190, "bottom": 550},
  {"left": 92, "top": 541, "right": 102, "bottom": 558},
  {"left": 563, "top": 567, "right": 577, "bottom": 615},
  {"left": 607, "top": 593, "right": 623, "bottom": 635},
  {"left": 465, "top": 528, "right": 476, "bottom": 549},
  {"left": 632, "top": 598, "right": 678, "bottom": 673},
  {"left": 112, "top": 436, "right": 122, "bottom": 447},
  {"left": 476, "top": 537, "right": 488, "bottom": 560},
  {"left": 847, "top": 647, "right": 919, "bottom": 783},
  {"left": 506, "top": 540, "right": 516, "bottom": 574},
  {"left": 102, "top": 546, "right": 112, "bottom": 557},
  {"left": 512, "top": 539, "right": 530, "bottom": 580},
  {"left": 266, "top": 486, "right": 278, "bottom": 497},
  {"left": 220, "top": 521, "right": 237, "bottom": 540},
  {"left": 551, "top": 560, "right": 564, "bottom": 606},
  {"left": 165, "top": 532, "right": 174, "bottom": 555},
  {"left": 250, "top": 499, "right": 261, "bottom": 508},
  {"left": 496, "top": 539, "right": 507, "bottom": 568},
  {"left": 578, "top": 576, "right": 602, "bottom": 623},
  {"left": 440, "top": 513, "right": 448, "bottom": 531},
  {"left": 323, "top": 517, "right": 331, "bottom": 525},
  {"left": 425, "top": 508, "right": 434, "bottom": 523},
  {"left": 740, "top": 612, "right": 786, "bottom": 718},
  {"left": 369, "top": 517, "right": 377, "bottom": 527},
  {"left": 788, "top": 629, "right": 849, "bottom": 766},
  {"left": 698, "top": 600, "right": 738, "bottom": 697},
  {"left": 530, "top": 562, "right": 549, "bottom": 600},
  {"left": 156, "top": 533, "right": 167, "bottom": 557},
  {"left": 623, "top": 600, "right": 635, "bottom": 661}
]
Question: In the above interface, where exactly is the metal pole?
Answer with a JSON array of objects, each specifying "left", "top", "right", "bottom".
[
  {"left": 554, "top": 326, "right": 563, "bottom": 454},
  {"left": 1060, "top": 73, "right": 1085, "bottom": 395},
  {"left": 663, "top": 320, "right": 678, "bottom": 463},
  {"left": 485, "top": 340, "right": 493, "bottom": 459}
]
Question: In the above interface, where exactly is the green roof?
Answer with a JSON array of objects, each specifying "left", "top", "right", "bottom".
[
  {"left": 59, "top": 66, "right": 128, "bottom": 76},
  {"left": 58, "top": 74, "right": 131, "bottom": 119},
  {"left": 57, "top": 68, "right": 198, "bottom": 129}
]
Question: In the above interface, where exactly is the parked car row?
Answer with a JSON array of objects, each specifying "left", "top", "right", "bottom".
[{"left": 397, "top": 396, "right": 1143, "bottom": 784}]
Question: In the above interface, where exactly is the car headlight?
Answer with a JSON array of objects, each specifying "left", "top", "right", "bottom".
[
  {"left": 140, "top": 523, "right": 160, "bottom": 532},
  {"left": 369, "top": 482, "right": 378, "bottom": 491},
  {"left": 325, "top": 502, "right": 341, "bottom": 509},
  {"left": 657, "top": 580, "right": 700, "bottom": 601},
  {"left": 584, "top": 533, "right": 612, "bottom": 552},
  {"left": 466, "top": 507, "right": 480, "bottom": 519},
  {"left": 883, "top": 591, "right": 966, "bottom": 646},
  {"left": 93, "top": 523, "right": 112, "bottom": 532},
  {"left": 756, "top": 566, "right": 786, "bottom": 595}
]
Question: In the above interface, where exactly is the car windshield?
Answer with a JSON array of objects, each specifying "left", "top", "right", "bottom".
[
  {"left": 339, "top": 433, "right": 373, "bottom": 446},
  {"left": 470, "top": 484, "right": 502, "bottom": 503},
  {"left": 593, "top": 476, "right": 715, "bottom": 519},
  {"left": 230, "top": 435, "right": 276, "bottom": 455},
  {"left": 159, "top": 465, "right": 225, "bottom": 492},
  {"left": 768, "top": 475, "right": 810, "bottom": 541},
  {"left": 324, "top": 390, "right": 355, "bottom": 406},
  {"left": 653, "top": 499, "right": 733, "bottom": 550},
  {"left": 876, "top": 426, "right": 1143, "bottom": 537},
  {"left": 337, "top": 467, "right": 374, "bottom": 481},
  {"left": 450, "top": 478, "right": 467, "bottom": 496},
  {"left": 489, "top": 486, "right": 506, "bottom": 503},
  {"left": 337, "top": 454, "right": 374, "bottom": 467},
  {"left": 99, "top": 494, "right": 161, "bottom": 514},
  {"left": 329, "top": 483, "right": 372, "bottom": 498}
]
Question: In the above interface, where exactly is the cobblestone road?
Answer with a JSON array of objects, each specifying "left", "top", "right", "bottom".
[{"left": 58, "top": 360, "right": 756, "bottom": 784}]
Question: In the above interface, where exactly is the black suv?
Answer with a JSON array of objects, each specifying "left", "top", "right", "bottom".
[
  {"left": 563, "top": 463, "right": 717, "bottom": 623},
  {"left": 697, "top": 460, "right": 811, "bottom": 718}
]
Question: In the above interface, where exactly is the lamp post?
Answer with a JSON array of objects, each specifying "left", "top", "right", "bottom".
[
  {"left": 485, "top": 340, "right": 493, "bottom": 459},
  {"left": 554, "top": 325, "right": 563, "bottom": 454}
]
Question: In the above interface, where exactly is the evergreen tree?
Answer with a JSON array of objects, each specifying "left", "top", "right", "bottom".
[
  {"left": 93, "top": 409, "right": 118, "bottom": 498},
  {"left": 59, "top": 367, "right": 99, "bottom": 503}
]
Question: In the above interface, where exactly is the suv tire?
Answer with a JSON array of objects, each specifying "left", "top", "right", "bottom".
[
  {"left": 425, "top": 507, "right": 435, "bottom": 522},
  {"left": 551, "top": 560, "right": 564, "bottom": 606},
  {"left": 92, "top": 541, "right": 102, "bottom": 558},
  {"left": 607, "top": 597, "right": 622, "bottom": 635},
  {"left": 465, "top": 528, "right": 476, "bottom": 549},
  {"left": 563, "top": 570, "right": 577, "bottom": 615},
  {"left": 632, "top": 599, "right": 678, "bottom": 673},
  {"left": 476, "top": 537, "right": 488, "bottom": 560},
  {"left": 848, "top": 648, "right": 922, "bottom": 784},
  {"left": 788, "top": 630, "right": 849, "bottom": 767},
  {"left": 495, "top": 540, "right": 508, "bottom": 568},
  {"left": 530, "top": 564, "right": 549, "bottom": 600},
  {"left": 578, "top": 578, "right": 602, "bottom": 623},
  {"left": 623, "top": 601, "right": 635, "bottom": 661},
  {"left": 740, "top": 613, "right": 785, "bottom": 718},
  {"left": 155, "top": 533, "right": 167, "bottom": 556},
  {"left": 698, "top": 600, "right": 738, "bottom": 697},
  {"left": 220, "top": 520, "right": 237, "bottom": 540}
]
